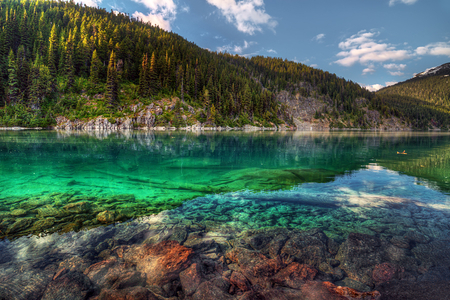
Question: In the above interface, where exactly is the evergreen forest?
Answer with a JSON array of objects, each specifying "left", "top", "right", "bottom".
[{"left": 0, "top": 0, "right": 449, "bottom": 129}]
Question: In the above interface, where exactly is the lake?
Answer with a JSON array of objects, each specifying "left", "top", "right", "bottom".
[{"left": 1, "top": 130, "right": 450, "bottom": 299}]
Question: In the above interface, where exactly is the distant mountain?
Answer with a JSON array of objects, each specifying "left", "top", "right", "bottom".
[
  {"left": 375, "top": 62, "right": 450, "bottom": 129},
  {"left": 414, "top": 63, "right": 450, "bottom": 78}
]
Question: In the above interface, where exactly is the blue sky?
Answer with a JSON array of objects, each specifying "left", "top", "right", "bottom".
[{"left": 80, "top": 0, "right": 449, "bottom": 91}]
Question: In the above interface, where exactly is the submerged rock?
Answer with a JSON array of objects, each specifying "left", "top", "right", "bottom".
[
  {"left": 97, "top": 211, "right": 115, "bottom": 223},
  {"left": 41, "top": 270, "right": 93, "bottom": 300}
]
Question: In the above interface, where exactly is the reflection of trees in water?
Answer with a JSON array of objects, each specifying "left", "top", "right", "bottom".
[{"left": 2, "top": 130, "right": 450, "bottom": 190}]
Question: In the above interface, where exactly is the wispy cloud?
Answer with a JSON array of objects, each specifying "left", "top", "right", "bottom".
[
  {"left": 181, "top": 5, "right": 190, "bottom": 13},
  {"left": 335, "top": 30, "right": 411, "bottom": 67},
  {"left": 267, "top": 49, "right": 277, "bottom": 54},
  {"left": 389, "top": 0, "right": 418, "bottom": 6},
  {"left": 206, "top": 0, "right": 277, "bottom": 35},
  {"left": 63, "top": 0, "right": 102, "bottom": 7},
  {"left": 314, "top": 33, "right": 325, "bottom": 42},
  {"left": 217, "top": 40, "right": 257, "bottom": 54},
  {"left": 383, "top": 63, "right": 406, "bottom": 76},
  {"left": 362, "top": 66, "right": 376, "bottom": 75},
  {"left": 361, "top": 81, "right": 397, "bottom": 92},
  {"left": 416, "top": 42, "right": 450, "bottom": 57},
  {"left": 132, "top": 0, "right": 177, "bottom": 31}
]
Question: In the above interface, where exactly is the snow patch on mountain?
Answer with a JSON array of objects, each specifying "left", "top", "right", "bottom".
[{"left": 414, "top": 62, "right": 450, "bottom": 78}]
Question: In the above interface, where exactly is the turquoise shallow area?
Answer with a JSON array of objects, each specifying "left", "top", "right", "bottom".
[{"left": 1, "top": 130, "right": 450, "bottom": 239}]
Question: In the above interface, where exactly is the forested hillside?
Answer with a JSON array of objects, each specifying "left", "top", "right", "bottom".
[
  {"left": 0, "top": 0, "right": 448, "bottom": 130},
  {"left": 376, "top": 63, "right": 450, "bottom": 129}
]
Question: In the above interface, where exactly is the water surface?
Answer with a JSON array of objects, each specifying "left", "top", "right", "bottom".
[{"left": 1, "top": 130, "right": 450, "bottom": 241}]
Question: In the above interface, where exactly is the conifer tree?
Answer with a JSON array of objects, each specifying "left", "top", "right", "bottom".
[
  {"left": 89, "top": 49, "right": 102, "bottom": 85},
  {"left": 48, "top": 24, "right": 58, "bottom": 78},
  {"left": 7, "top": 49, "right": 20, "bottom": 105},
  {"left": 29, "top": 55, "right": 51, "bottom": 110},
  {"left": 138, "top": 53, "right": 149, "bottom": 96},
  {"left": 16, "top": 45, "right": 29, "bottom": 102},
  {"left": 149, "top": 52, "right": 159, "bottom": 95},
  {"left": 105, "top": 50, "right": 119, "bottom": 108}
]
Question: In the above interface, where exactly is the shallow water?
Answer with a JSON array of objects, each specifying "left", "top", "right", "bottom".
[
  {"left": 2, "top": 130, "right": 450, "bottom": 299},
  {"left": 1, "top": 130, "right": 450, "bottom": 240}
]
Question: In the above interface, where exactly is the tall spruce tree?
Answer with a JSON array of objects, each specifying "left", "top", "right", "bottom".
[
  {"left": 149, "top": 52, "right": 159, "bottom": 95},
  {"left": 89, "top": 50, "right": 102, "bottom": 85},
  {"left": 138, "top": 53, "right": 149, "bottom": 97},
  {"left": 105, "top": 50, "right": 119, "bottom": 108},
  {"left": 7, "top": 49, "right": 20, "bottom": 105}
]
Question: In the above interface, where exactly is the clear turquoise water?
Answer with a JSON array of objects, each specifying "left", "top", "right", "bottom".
[{"left": 1, "top": 130, "right": 450, "bottom": 240}]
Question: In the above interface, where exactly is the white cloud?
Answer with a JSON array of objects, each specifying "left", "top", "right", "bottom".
[
  {"left": 361, "top": 81, "right": 398, "bottom": 92},
  {"left": 383, "top": 64, "right": 406, "bottom": 76},
  {"left": 389, "top": 0, "right": 418, "bottom": 6},
  {"left": 217, "top": 40, "right": 256, "bottom": 54},
  {"left": 64, "top": 0, "right": 101, "bottom": 6},
  {"left": 310, "top": 64, "right": 318, "bottom": 68},
  {"left": 383, "top": 63, "right": 406, "bottom": 70},
  {"left": 132, "top": 0, "right": 177, "bottom": 31},
  {"left": 132, "top": 11, "right": 172, "bottom": 31},
  {"left": 181, "top": 5, "right": 190, "bottom": 13},
  {"left": 314, "top": 33, "right": 325, "bottom": 42},
  {"left": 416, "top": 42, "right": 450, "bottom": 57},
  {"left": 362, "top": 67, "right": 376, "bottom": 75},
  {"left": 388, "top": 71, "right": 404, "bottom": 76},
  {"left": 363, "top": 84, "right": 385, "bottom": 92},
  {"left": 206, "top": 0, "right": 277, "bottom": 35},
  {"left": 335, "top": 30, "right": 411, "bottom": 67},
  {"left": 267, "top": 49, "right": 277, "bottom": 54}
]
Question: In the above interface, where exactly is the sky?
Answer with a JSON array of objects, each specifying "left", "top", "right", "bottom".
[{"left": 77, "top": 0, "right": 449, "bottom": 91}]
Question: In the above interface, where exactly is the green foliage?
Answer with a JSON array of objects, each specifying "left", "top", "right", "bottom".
[
  {"left": 376, "top": 72, "right": 450, "bottom": 129},
  {"left": 0, "top": 0, "right": 442, "bottom": 129}
]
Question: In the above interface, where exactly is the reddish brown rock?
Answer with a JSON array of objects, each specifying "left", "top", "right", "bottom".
[
  {"left": 230, "top": 271, "right": 250, "bottom": 292},
  {"left": 98, "top": 286, "right": 158, "bottom": 300},
  {"left": 252, "top": 258, "right": 283, "bottom": 278},
  {"left": 271, "top": 262, "right": 318, "bottom": 289},
  {"left": 372, "top": 262, "right": 396, "bottom": 283},
  {"left": 123, "top": 241, "right": 193, "bottom": 286},
  {"left": 84, "top": 258, "right": 143, "bottom": 290},
  {"left": 179, "top": 263, "right": 204, "bottom": 296},
  {"left": 322, "top": 281, "right": 381, "bottom": 299},
  {"left": 192, "top": 281, "right": 233, "bottom": 300},
  {"left": 41, "top": 270, "right": 93, "bottom": 300},
  {"left": 301, "top": 281, "right": 381, "bottom": 300}
]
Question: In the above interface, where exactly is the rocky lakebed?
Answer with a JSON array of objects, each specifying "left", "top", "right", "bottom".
[{"left": 1, "top": 187, "right": 450, "bottom": 300}]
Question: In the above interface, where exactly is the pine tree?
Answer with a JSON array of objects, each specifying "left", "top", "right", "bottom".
[
  {"left": 48, "top": 24, "right": 58, "bottom": 78},
  {"left": 209, "top": 103, "right": 216, "bottom": 124},
  {"left": 138, "top": 53, "right": 149, "bottom": 96},
  {"left": 65, "top": 30, "right": 75, "bottom": 90},
  {"left": 105, "top": 50, "right": 119, "bottom": 108},
  {"left": 149, "top": 52, "right": 159, "bottom": 95},
  {"left": 7, "top": 49, "right": 20, "bottom": 105},
  {"left": 29, "top": 55, "right": 51, "bottom": 110},
  {"left": 89, "top": 49, "right": 102, "bottom": 85},
  {"left": 16, "top": 45, "right": 29, "bottom": 102}
]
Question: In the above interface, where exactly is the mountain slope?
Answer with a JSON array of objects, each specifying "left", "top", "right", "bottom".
[
  {"left": 375, "top": 62, "right": 450, "bottom": 129},
  {"left": 0, "top": 0, "right": 431, "bottom": 130}
]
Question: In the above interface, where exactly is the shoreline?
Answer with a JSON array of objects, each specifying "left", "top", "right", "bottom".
[{"left": 0, "top": 126, "right": 434, "bottom": 132}]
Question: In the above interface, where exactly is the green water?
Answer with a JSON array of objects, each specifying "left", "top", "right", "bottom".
[{"left": 1, "top": 130, "right": 450, "bottom": 239}]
